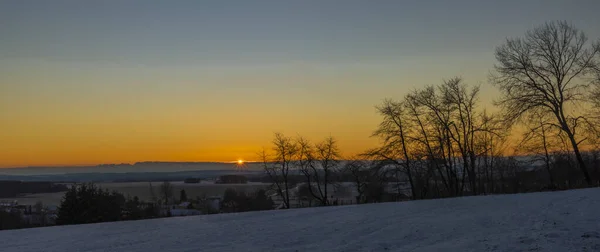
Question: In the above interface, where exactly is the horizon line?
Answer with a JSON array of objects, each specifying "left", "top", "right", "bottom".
[
  {"left": 0, "top": 153, "right": 559, "bottom": 169},
  {"left": 0, "top": 161, "right": 263, "bottom": 169}
]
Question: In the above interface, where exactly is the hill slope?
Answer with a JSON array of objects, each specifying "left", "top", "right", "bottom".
[{"left": 2, "top": 188, "right": 599, "bottom": 252}]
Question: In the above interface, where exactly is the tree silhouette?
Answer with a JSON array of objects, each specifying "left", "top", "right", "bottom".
[
  {"left": 56, "top": 183, "right": 125, "bottom": 225},
  {"left": 180, "top": 189, "right": 188, "bottom": 202},
  {"left": 221, "top": 188, "right": 274, "bottom": 213},
  {"left": 159, "top": 181, "right": 174, "bottom": 205},
  {"left": 492, "top": 21, "right": 600, "bottom": 185},
  {"left": 298, "top": 136, "right": 341, "bottom": 206},
  {"left": 518, "top": 112, "right": 561, "bottom": 187},
  {"left": 260, "top": 133, "right": 299, "bottom": 209}
]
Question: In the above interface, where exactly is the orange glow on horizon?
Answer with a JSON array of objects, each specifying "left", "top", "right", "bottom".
[{"left": 0, "top": 54, "right": 492, "bottom": 169}]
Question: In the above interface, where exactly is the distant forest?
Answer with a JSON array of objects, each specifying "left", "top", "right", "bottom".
[{"left": 0, "top": 181, "right": 68, "bottom": 198}]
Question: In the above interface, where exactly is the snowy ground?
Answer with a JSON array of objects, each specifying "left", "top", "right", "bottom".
[{"left": 1, "top": 188, "right": 599, "bottom": 252}]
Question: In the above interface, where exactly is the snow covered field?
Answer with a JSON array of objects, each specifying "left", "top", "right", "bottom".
[{"left": 1, "top": 188, "right": 599, "bottom": 252}]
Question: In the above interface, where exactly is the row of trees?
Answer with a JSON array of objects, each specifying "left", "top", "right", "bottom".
[
  {"left": 148, "top": 181, "right": 186, "bottom": 205},
  {"left": 220, "top": 189, "right": 274, "bottom": 213},
  {"left": 260, "top": 134, "right": 343, "bottom": 208},
  {"left": 261, "top": 21, "right": 600, "bottom": 205},
  {"left": 55, "top": 183, "right": 272, "bottom": 226},
  {"left": 0, "top": 210, "right": 30, "bottom": 230},
  {"left": 368, "top": 78, "right": 499, "bottom": 198},
  {"left": 56, "top": 183, "right": 159, "bottom": 225},
  {"left": 0, "top": 181, "right": 68, "bottom": 198}
]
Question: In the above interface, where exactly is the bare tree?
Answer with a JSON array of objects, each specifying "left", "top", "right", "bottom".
[
  {"left": 315, "top": 136, "right": 341, "bottom": 204},
  {"left": 492, "top": 21, "right": 600, "bottom": 185},
  {"left": 148, "top": 182, "right": 157, "bottom": 203},
  {"left": 410, "top": 78, "right": 484, "bottom": 196},
  {"left": 439, "top": 78, "right": 481, "bottom": 195},
  {"left": 297, "top": 137, "right": 318, "bottom": 203},
  {"left": 34, "top": 201, "right": 47, "bottom": 227},
  {"left": 370, "top": 99, "right": 417, "bottom": 199},
  {"left": 369, "top": 77, "right": 499, "bottom": 197},
  {"left": 518, "top": 112, "right": 560, "bottom": 187},
  {"left": 260, "top": 133, "right": 299, "bottom": 209},
  {"left": 409, "top": 84, "right": 466, "bottom": 196},
  {"left": 591, "top": 69, "right": 600, "bottom": 128},
  {"left": 474, "top": 111, "right": 507, "bottom": 194},
  {"left": 298, "top": 136, "right": 341, "bottom": 206},
  {"left": 343, "top": 158, "right": 371, "bottom": 204},
  {"left": 159, "top": 181, "right": 174, "bottom": 205},
  {"left": 405, "top": 90, "right": 456, "bottom": 196},
  {"left": 594, "top": 42, "right": 600, "bottom": 111}
]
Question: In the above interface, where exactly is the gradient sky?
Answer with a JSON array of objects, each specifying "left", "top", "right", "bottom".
[{"left": 1, "top": 0, "right": 599, "bottom": 168}]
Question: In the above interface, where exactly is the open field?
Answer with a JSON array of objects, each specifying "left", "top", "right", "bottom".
[
  {"left": 0, "top": 181, "right": 269, "bottom": 206},
  {"left": 2, "top": 188, "right": 599, "bottom": 251}
]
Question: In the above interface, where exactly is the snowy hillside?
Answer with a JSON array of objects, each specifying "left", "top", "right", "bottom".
[{"left": 1, "top": 188, "right": 599, "bottom": 252}]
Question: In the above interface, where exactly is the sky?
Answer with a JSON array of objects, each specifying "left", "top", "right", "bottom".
[{"left": 1, "top": 0, "right": 599, "bottom": 168}]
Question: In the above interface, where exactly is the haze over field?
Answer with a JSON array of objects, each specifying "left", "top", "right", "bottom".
[{"left": 2, "top": 0, "right": 600, "bottom": 168}]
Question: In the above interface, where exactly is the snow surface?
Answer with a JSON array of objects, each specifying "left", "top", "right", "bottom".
[{"left": 1, "top": 188, "right": 599, "bottom": 252}]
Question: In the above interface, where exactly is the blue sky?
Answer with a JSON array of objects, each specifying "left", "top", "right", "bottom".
[{"left": 3, "top": 0, "right": 598, "bottom": 65}]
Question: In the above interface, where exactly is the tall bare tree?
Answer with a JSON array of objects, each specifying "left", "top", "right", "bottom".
[
  {"left": 298, "top": 136, "right": 341, "bottom": 206},
  {"left": 594, "top": 42, "right": 600, "bottom": 108},
  {"left": 260, "top": 133, "right": 299, "bottom": 209},
  {"left": 492, "top": 21, "right": 600, "bottom": 185},
  {"left": 370, "top": 99, "right": 417, "bottom": 199},
  {"left": 592, "top": 80, "right": 600, "bottom": 143},
  {"left": 410, "top": 78, "right": 483, "bottom": 195},
  {"left": 592, "top": 67, "right": 600, "bottom": 125},
  {"left": 405, "top": 90, "right": 455, "bottom": 196},
  {"left": 440, "top": 78, "right": 481, "bottom": 195},
  {"left": 410, "top": 84, "right": 466, "bottom": 196}
]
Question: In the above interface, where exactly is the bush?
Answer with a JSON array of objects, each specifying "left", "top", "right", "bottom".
[
  {"left": 56, "top": 183, "right": 158, "bottom": 225},
  {"left": 0, "top": 211, "right": 29, "bottom": 230},
  {"left": 0, "top": 181, "right": 68, "bottom": 198},
  {"left": 220, "top": 188, "right": 274, "bottom": 213},
  {"left": 215, "top": 175, "right": 248, "bottom": 184}
]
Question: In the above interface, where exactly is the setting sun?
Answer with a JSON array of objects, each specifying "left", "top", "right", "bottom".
[{"left": 237, "top": 159, "right": 244, "bottom": 165}]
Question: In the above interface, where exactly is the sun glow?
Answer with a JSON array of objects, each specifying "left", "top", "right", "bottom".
[{"left": 237, "top": 159, "right": 244, "bottom": 165}]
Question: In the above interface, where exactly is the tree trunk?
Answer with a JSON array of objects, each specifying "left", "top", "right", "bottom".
[
  {"left": 561, "top": 120, "right": 592, "bottom": 185},
  {"left": 541, "top": 124, "right": 555, "bottom": 187},
  {"left": 569, "top": 134, "right": 592, "bottom": 185}
]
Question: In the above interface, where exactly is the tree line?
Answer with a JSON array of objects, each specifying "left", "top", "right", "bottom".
[
  {"left": 261, "top": 21, "right": 600, "bottom": 207},
  {"left": 56, "top": 183, "right": 160, "bottom": 225},
  {"left": 0, "top": 181, "right": 68, "bottom": 198},
  {"left": 50, "top": 182, "right": 274, "bottom": 227}
]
